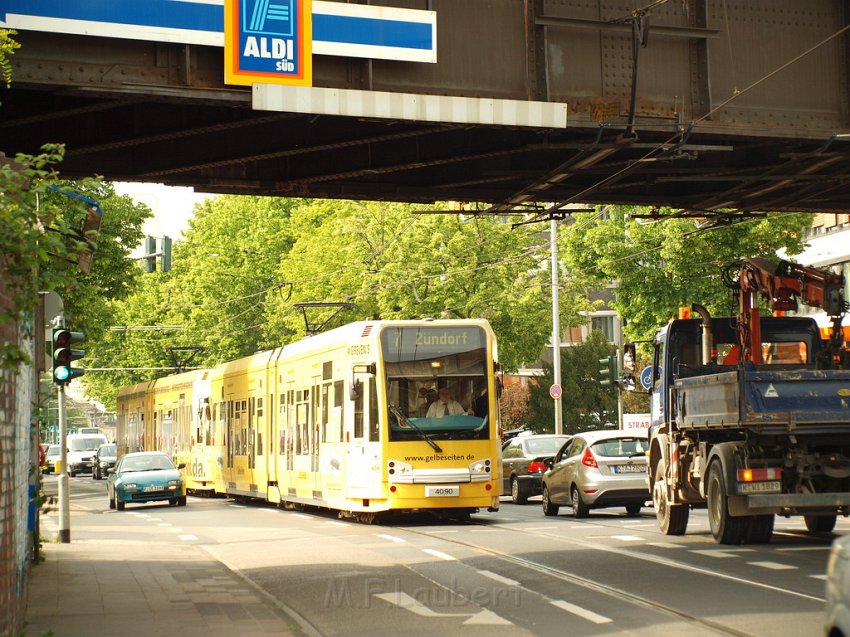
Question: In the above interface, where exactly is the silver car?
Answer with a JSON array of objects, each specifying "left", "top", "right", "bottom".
[
  {"left": 542, "top": 430, "right": 649, "bottom": 518},
  {"left": 826, "top": 534, "right": 850, "bottom": 637}
]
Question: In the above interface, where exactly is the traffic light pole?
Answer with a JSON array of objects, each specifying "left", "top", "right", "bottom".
[
  {"left": 57, "top": 382, "right": 70, "bottom": 543},
  {"left": 550, "top": 219, "right": 563, "bottom": 435}
]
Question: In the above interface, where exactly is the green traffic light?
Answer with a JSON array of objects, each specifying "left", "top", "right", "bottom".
[{"left": 54, "top": 366, "right": 71, "bottom": 381}]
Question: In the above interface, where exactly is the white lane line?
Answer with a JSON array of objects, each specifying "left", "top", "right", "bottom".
[
  {"left": 520, "top": 526, "right": 558, "bottom": 531},
  {"left": 747, "top": 561, "right": 797, "bottom": 571},
  {"left": 810, "top": 574, "right": 828, "bottom": 581},
  {"left": 290, "top": 513, "right": 312, "bottom": 519},
  {"left": 776, "top": 546, "right": 830, "bottom": 552},
  {"left": 690, "top": 548, "right": 755, "bottom": 558},
  {"left": 647, "top": 542, "right": 684, "bottom": 549},
  {"left": 550, "top": 600, "right": 612, "bottom": 624},
  {"left": 326, "top": 520, "right": 350, "bottom": 526},
  {"left": 422, "top": 548, "right": 456, "bottom": 561},
  {"left": 377, "top": 533, "right": 406, "bottom": 544},
  {"left": 178, "top": 534, "right": 198, "bottom": 541},
  {"left": 166, "top": 527, "right": 184, "bottom": 534},
  {"left": 260, "top": 508, "right": 279, "bottom": 514},
  {"left": 229, "top": 504, "right": 246, "bottom": 509},
  {"left": 611, "top": 535, "right": 643, "bottom": 542},
  {"left": 478, "top": 570, "right": 520, "bottom": 587}
]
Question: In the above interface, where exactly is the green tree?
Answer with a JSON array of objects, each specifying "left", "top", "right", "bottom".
[
  {"left": 528, "top": 330, "right": 618, "bottom": 434},
  {"left": 0, "top": 29, "right": 19, "bottom": 87},
  {"left": 498, "top": 382, "right": 534, "bottom": 432},
  {"left": 560, "top": 207, "right": 811, "bottom": 340}
]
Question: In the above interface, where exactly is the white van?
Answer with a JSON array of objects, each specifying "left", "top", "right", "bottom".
[{"left": 66, "top": 433, "right": 109, "bottom": 477}]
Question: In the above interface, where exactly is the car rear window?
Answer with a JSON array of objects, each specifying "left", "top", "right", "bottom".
[
  {"left": 525, "top": 437, "right": 568, "bottom": 455},
  {"left": 591, "top": 437, "right": 646, "bottom": 458}
]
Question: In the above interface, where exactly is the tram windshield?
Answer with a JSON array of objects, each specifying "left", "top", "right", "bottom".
[{"left": 380, "top": 325, "right": 491, "bottom": 441}]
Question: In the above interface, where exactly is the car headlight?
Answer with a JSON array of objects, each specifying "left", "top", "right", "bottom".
[
  {"left": 121, "top": 483, "right": 138, "bottom": 492},
  {"left": 167, "top": 480, "right": 182, "bottom": 491}
]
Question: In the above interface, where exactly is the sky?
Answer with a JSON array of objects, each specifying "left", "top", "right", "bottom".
[{"left": 113, "top": 182, "right": 213, "bottom": 252}]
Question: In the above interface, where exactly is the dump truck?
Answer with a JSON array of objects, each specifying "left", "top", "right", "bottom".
[{"left": 647, "top": 258, "right": 850, "bottom": 544}]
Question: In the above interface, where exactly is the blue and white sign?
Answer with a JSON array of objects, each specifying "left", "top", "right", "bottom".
[
  {"left": 225, "top": 0, "right": 311, "bottom": 86},
  {"left": 639, "top": 365, "right": 653, "bottom": 390},
  {"left": 0, "top": 0, "right": 437, "bottom": 63}
]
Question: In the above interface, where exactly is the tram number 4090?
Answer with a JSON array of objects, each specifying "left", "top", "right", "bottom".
[{"left": 425, "top": 486, "right": 460, "bottom": 497}]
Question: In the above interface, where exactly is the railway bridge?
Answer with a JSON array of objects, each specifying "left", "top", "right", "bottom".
[{"left": 2, "top": 0, "right": 850, "bottom": 218}]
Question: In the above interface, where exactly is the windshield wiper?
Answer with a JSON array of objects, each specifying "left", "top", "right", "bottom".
[{"left": 388, "top": 404, "right": 442, "bottom": 454}]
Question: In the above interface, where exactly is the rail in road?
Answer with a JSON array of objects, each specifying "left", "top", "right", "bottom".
[{"left": 46, "top": 475, "right": 839, "bottom": 637}]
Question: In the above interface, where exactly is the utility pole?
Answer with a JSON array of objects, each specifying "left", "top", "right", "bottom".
[{"left": 551, "top": 219, "right": 563, "bottom": 435}]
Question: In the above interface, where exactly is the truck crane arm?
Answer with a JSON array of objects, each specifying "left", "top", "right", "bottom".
[{"left": 733, "top": 257, "right": 848, "bottom": 365}]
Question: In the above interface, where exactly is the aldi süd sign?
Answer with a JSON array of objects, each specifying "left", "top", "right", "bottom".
[{"left": 225, "top": 0, "right": 312, "bottom": 86}]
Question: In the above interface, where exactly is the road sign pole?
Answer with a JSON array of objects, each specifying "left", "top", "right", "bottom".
[
  {"left": 551, "top": 219, "right": 563, "bottom": 435},
  {"left": 57, "top": 382, "right": 70, "bottom": 543}
]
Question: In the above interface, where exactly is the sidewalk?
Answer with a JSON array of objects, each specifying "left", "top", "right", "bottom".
[{"left": 26, "top": 520, "right": 302, "bottom": 637}]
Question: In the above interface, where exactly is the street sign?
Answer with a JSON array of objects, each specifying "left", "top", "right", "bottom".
[
  {"left": 0, "top": 0, "right": 437, "bottom": 62},
  {"left": 225, "top": 0, "right": 312, "bottom": 86},
  {"left": 640, "top": 365, "right": 653, "bottom": 390},
  {"left": 549, "top": 384, "right": 562, "bottom": 400}
]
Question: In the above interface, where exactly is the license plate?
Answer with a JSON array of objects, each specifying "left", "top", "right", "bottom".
[
  {"left": 614, "top": 464, "right": 646, "bottom": 473},
  {"left": 740, "top": 480, "right": 781, "bottom": 494},
  {"left": 425, "top": 485, "right": 459, "bottom": 497},
  {"left": 142, "top": 486, "right": 164, "bottom": 492}
]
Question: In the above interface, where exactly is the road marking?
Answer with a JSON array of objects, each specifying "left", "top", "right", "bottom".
[
  {"left": 426, "top": 529, "right": 458, "bottom": 534},
  {"left": 550, "top": 600, "right": 612, "bottom": 624},
  {"left": 478, "top": 570, "right": 520, "bottom": 586},
  {"left": 291, "top": 513, "right": 312, "bottom": 519},
  {"left": 374, "top": 592, "right": 512, "bottom": 625},
  {"left": 259, "top": 508, "right": 279, "bottom": 514},
  {"left": 377, "top": 533, "right": 405, "bottom": 544},
  {"left": 178, "top": 534, "right": 198, "bottom": 541},
  {"left": 611, "top": 535, "right": 643, "bottom": 542},
  {"left": 229, "top": 504, "right": 247, "bottom": 509},
  {"left": 747, "top": 561, "right": 796, "bottom": 570},
  {"left": 520, "top": 526, "right": 558, "bottom": 531},
  {"left": 776, "top": 546, "right": 830, "bottom": 552},
  {"left": 647, "top": 542, "right": 684, "bottom": 548},
  {"left": 157, "top": 523, "right": 171, "bottom": 527},
  {"left": 326, "top": 520, "right": 350, "bottom": 526},
  {"left": 690, "top": 548, "right": 755, "bottom": 558},
  {"left": 422, "top": 548, "right": 456, "bottom": 561},
  {"left": 810, "top": 574, "right": 828, "bottom": 581}
]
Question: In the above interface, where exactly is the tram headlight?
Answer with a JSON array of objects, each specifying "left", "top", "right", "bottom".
[
  {"left": 469, "top": 458, "right": 492, "bottom": 481},
  {"left": 387, "top": 460, "right": 414, "bottom": 482}
]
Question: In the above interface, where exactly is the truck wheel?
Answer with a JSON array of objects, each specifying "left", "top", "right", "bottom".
[
  {"left": 804, "top": 514, "right": 836, "bottom": 533},
  {"left": 746, "top": 515, "right": 774, "bottom": 543},
  {"left": 542, "top": 486, "right": 560, "bottom": 516},
  {"left": 707, "top": 461, "right": 748, "bottom": 544},
  {"left": 653, "top": 461, "right": 689, "bottom": 535},
  {"left": 510, "top": 478, "right": 529, "bottom": 505}
]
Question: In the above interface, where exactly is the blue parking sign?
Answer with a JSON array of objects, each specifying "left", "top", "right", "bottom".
[{"left": 225, "top": 0, "right": 312, "bottom": 86}]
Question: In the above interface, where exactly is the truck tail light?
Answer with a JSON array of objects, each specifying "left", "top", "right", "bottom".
[
  {"left": 582, "top": 448, "right": 599, "bottom": 469},
  {"left": 737, "top": 468, "right": 781, "bottom": 482}
]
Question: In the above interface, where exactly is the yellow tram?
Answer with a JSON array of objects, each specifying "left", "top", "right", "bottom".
[{"left": 116, "top": 319, "right": 503, "bottom": 520}]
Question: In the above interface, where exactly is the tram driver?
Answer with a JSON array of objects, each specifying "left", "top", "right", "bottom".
[{"left": 426, "top": 387, "right": 474, "bottom": 418}]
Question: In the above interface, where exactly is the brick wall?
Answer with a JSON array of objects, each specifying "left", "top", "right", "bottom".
[{"left": 0, "top": 273, "right": 34, "bottom": 637}]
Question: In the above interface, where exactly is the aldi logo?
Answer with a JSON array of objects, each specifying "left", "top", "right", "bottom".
[{"left": 225, "top": 0, "right": 312, "bottom": 86}]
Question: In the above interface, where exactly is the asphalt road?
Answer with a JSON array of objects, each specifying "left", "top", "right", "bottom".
[{"left": 45, "top": 474, "right": 843, "bottom": 637}]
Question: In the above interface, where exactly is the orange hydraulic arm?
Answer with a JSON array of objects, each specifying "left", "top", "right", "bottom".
[{"left": 737, "top": 257, "right": 847, "bottom": 365}]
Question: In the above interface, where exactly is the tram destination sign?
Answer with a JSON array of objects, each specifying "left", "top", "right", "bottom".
[{"left": 381, "top": 326, "right": 486, "bottom": 359}]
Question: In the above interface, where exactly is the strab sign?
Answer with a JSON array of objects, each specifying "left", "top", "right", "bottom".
[{"left": 623, "top": 414, "right": 650, "bottom": 432}]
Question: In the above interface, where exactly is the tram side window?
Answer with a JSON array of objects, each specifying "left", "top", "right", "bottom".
[
  {"left": 334, "top": 380, "right": 344, "bottom": 442},
  {"left": 353, "top": 382, "right": 364, "bottom": 439},
  {"left": 368, "top": 378, "right": 379, "bottom": 442}
]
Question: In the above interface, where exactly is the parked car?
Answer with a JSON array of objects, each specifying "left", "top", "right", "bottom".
[
  {"left": 44, "top": 444, "right": 61, "bottom": 474},
  {"left": 107, "top": 451, "right": 187, "bottom": 511},
  {"left": 826, "top": 534, "right": 850, "bottom": 637},
  {"left": 542, "top": 430, "right": 649, "bottom": 518},
  {"left": 501, "top": 433, "right": 572, "bottom": 504},
  {"left": 92, "top": 443, "right": 118, "bottom": 480}
]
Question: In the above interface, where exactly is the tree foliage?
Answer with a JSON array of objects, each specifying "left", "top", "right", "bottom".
[
  {"left": 528, "top": 329, "right": 618, "bottom": 434},
  {"left": 560, "top": 207, "right": 812, "bottom": 341},
  {"left": 0, "top": 29, "right": 19, "bottom": 87}
]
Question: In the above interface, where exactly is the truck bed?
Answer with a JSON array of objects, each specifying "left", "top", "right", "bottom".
[{"left": 674, "top": 364, "right": 850, "bottom": 433}]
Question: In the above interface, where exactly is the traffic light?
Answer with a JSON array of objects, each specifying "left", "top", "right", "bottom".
[
  {"left": 144, "top": 236, "right": 157, "bottom": 273},
  {"left": 161, "top": 236, "right": 172, "bottom": 272},
  {"left": 52, "top": 328, "right": 85, "bottom": 385},
  {"left": 598, "top": 354, "right": 619, "bottom": 387}
]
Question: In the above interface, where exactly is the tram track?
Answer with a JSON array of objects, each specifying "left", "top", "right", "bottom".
[{"left": 384, "top": 513, "right": 827, "bottom": 637}]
